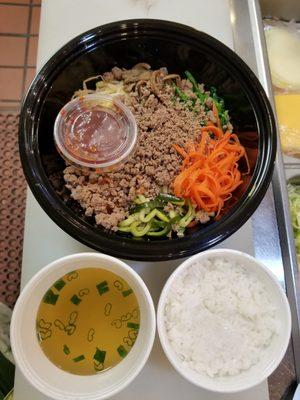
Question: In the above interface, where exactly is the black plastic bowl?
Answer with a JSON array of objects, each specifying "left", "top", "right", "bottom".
[{"left": 19, "top": 19, "right": 276, "bottom": 261}]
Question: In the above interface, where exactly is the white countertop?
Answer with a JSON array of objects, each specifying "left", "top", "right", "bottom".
[{"left": 14, "top": 1, "right": 269, "bottom": 399}]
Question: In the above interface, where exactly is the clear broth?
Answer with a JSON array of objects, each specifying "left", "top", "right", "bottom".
[{"left": 36, "top": 267, "right": 140, "bottom": 375}]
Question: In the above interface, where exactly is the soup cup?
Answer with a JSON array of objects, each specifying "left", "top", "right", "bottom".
[{"left": 11, "top": 253, "right": 156, "bottom": 400}]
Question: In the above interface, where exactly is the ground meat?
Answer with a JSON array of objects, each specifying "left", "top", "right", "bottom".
[
  {"left": 196, "top": 210, "right": 215, "bottom": 224},
  {"left": 63, "top": 66, "right": 212, "bottom": 230}
]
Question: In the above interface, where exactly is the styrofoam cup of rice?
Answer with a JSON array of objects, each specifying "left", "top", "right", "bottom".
[{"left": 157, "top": 249, "right": 291, "bottom": 393}]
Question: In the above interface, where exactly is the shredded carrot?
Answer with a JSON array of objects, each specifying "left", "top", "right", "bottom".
[
  {"left": 173, "top": 125, "right": 249, "bottom": 218},
  {"left": 212, "top": 103, "right": 222, "bottom": 129},
  {"left": 172, "top": 143, "right": 187, "bottom": 158},
  {"left": 187, "top": 220, "right": 198, "bottom": 228}
]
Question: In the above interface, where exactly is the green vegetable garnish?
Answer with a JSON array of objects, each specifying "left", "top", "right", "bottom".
[
  {"left": 139, "top": 208, "right": 169, "bottom": 223},
  {"left": 147, "top": 224, "right": 171, "bottom": 237},
  {"left": 174, "top": 85, "right": 190, "bottom": 102},
  {"left": 97, "top": 280, "right": 108, "bottom": 288},
  {"left": 63, "top": 345, "right": 70, "bottom": 355},
  {"left": 70, "top": 294, "right": 81, "bottom": 305},
  {"left": 133, "top": 195, "right": 149, "bottom": 204},
  {"left": 43, "top": 289, "right": 59, "bottom": 305},
  {"left": 185, "top": 71, "right": 207, "bottom": 104},
  {"left": 139, "top": 209, "right": 159, "bottom": 223},
  {"left": 156, "top": 193, "right": 185, "bottom": 205},
  {"left": 150, "top": 219, "right": 167, "bottom": 229},
  {"left": 173, "top": 71, "right": 230, "bottom": 127},
  {"left": 118, "top": 214, "right": 137, "bottom": 227},
  {"left": 122, "top": 289, "right": 133, "bottom": 297},
  {"left": 54, "top": 279, "right": 66, "bottom": 291},
  {"left": 73, "top": 355, "right": 85, "bottom": 362},
  {"left": 210, "top": 86, "right": 229, "bottom": 126},
  {"left": 117, "top": 345, "right": 128, "bottom": 358},
  {"left": 118, "top": 194, "right": 199, "bottom": 238},
  {"left": 127, "top": 323, "right": 139, "bottom": 330},
  {"left": 178, "top": 199, "right": 195, "bottom": 228},
  {"left": 130, "top": 221, "right": 151, "bottom": 237},
  {"left": 96, "top": 281, "right": 109, "bottom": 295},
  {"left": 129, "top": 199, "right": 164, "bottom": 214},
  {"left": 93, "top": 348, "right": 106, "bottom": 364}
]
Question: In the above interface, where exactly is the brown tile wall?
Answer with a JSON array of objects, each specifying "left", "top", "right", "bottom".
[{"left": 0, "top": 1, "right": 41, "bottom": 111}]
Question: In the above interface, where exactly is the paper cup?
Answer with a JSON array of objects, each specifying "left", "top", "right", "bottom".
[{"left": 11, "top": 253, "right": 155, "bottom": 400}]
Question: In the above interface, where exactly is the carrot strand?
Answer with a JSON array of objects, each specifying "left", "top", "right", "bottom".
[
  {"left": 172, "top": 143, "right": 187, "bottom": 158},
  {"left": 172, "top": 126, "right": 250, "bottom": 218},
  {"left": 212, "top": 103, "right": 222, "bottom": 129}
]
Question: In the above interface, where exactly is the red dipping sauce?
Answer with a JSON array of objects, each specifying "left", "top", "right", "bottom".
[{"left": 54, "top": 94, "right": 137, "bottom": 171}]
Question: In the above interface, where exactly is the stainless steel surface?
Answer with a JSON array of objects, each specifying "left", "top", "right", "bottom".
[
  {"left": 230, "top": 0, "right": 284, "bottom": 286},
  {"left": 260, "top": 0, "right": 300, "bottom": 21},
  {"left": 229, "top": 0, "right": 258, "bottom": 73},
  {"left": 284, "top": 154, "right": 300, "bottom": 168},
  {"left": 232, "top": 0, "right": 300, "bottom": 382},
  {"left": 252, "top": 0, "right": 300, "bottom": 382}
]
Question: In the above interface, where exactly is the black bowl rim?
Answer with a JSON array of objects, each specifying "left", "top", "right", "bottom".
[{"left": 19, "top": 19, "right": 277, "bottom": 261}]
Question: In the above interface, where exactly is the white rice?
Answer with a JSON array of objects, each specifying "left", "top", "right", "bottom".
[{"left": 164, "top": 257, "right": 279, "bottom": 378}]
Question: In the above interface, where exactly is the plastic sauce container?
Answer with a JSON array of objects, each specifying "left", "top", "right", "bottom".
[{"left": 54, "top": 94, "right": 137, "bottom": 172}]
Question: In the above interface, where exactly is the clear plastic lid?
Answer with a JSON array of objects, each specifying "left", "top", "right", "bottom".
[{"left": 54, "top": 93, "right": 137, "bottom": 171}]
